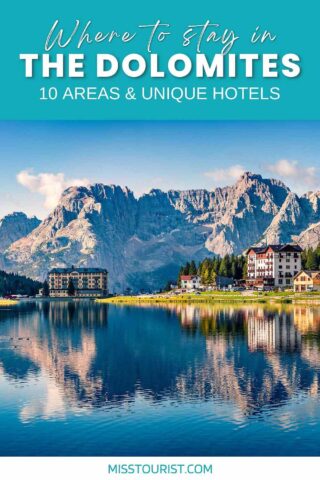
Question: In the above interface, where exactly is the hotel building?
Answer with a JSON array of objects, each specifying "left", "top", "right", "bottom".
[
  {"left": 246, "top": 244, "right": 302, "bottom": 288},
  {"left": 48, "top": 267, "right": 108, "bottom": 298}
]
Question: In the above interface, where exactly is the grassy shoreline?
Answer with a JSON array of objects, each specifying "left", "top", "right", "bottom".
[{"left": 97, "top": 291, "right": 320, "bottom": 306}]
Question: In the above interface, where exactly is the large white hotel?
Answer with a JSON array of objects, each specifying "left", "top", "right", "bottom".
[{"left": 246, "top": 244, "right": 302, "bottom": 288}]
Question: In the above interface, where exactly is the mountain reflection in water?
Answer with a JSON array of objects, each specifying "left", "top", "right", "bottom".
[{"left": 0, "top": 300, "right": 320, "bottom": 456}]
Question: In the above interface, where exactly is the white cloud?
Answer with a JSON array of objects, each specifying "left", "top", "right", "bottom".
[
  {"left": 204, "top": 164, "right": 245, "bottom": 185},
  {"left": 267, "top": 159, "right": 317, "bottom": 192},
  {"left": 17, "top": 170, "right": 90, "bottom": 210}
]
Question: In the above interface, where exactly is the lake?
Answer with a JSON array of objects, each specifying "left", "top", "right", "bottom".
[{"left": 0, "top": 300, "right": 320, "bottom": 456}]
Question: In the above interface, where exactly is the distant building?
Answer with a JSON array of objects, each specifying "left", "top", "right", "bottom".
[
  {"left": 294, "top": 270, "right": 320, "bottom": 292},
  {"left": 36, "top": 288, "right": 44, "bottom": 298},
  {"left": 246, "top": 244, "right": 302, "bottom": 288},
  {"left": 214, "top": 275, "right": 234, "bottom": 289},
  {"left": 180, "top": 275, "right": 201, "bottom": 290},
  {"left": 48, "top": 267, "right": 108, "bottom": 298}
]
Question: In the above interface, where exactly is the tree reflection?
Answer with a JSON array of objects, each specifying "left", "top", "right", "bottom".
[{"left": 0, "top": 301, "right": 320, "bottom": 420}]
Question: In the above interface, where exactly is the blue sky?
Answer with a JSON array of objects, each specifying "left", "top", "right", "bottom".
[{"left": 0, "top": 121, "right": 319, "bottom": 219}]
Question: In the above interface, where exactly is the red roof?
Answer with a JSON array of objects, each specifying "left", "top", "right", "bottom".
[{"left": 181, "top": 275, "right": 197, "bottom": 280}]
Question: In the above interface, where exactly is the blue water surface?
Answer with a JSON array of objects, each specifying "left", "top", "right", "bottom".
[{"left": 0, "top": 300, "right": 320, "bottom": 456}]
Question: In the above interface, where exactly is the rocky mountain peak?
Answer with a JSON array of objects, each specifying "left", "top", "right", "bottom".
[
  {"left": 238, "top": 171, "right": 261, "bottom": 183},
  {"left": 2, "top": 172, "right": 320, "bottom": 291},
  {"left": 0, "top": 211, "right": 41, "bottom": 253}
]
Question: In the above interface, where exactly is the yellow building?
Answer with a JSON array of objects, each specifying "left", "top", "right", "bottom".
[
  {"left": 48, "top": 267, "right": 108, "bottom": 298},
  {"left": 293, "top": 270, "right": 320, "bottom": 292}
]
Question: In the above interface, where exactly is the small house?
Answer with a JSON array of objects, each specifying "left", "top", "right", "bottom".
[
  {"left": 180, "top": 275, "right": 201, "bottom": 291},
  {"left": 294, "top": 270, "right": 320, "bottom": 292}
]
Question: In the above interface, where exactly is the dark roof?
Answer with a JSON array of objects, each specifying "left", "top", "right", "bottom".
[
  {"left": 294, "top": 269, "right": 320, "bottom": 279},
  {"left": 247, "top": 244, "right": 302, "bottom": 254},
  {"left": 49, "top": 267, "right": 108, "bottom": 274}
]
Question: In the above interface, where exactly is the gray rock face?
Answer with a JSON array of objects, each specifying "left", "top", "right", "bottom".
[
  {"left": 296, "top": 222, "right": 320, "bottom": 249},
  {"left": 2, "top": 172, "right": 320, "bottom": 291},
  {"left": 0, "top": 212, "right": 40, "bottom": 253},
  {"left": 261, "top": 190, "right": 320, "bottom": 247}
]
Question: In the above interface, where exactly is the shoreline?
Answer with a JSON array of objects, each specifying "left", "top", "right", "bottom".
[
  {"left": 97, "top": 292, "right": 320, "bottom": 306},
  {"left": 0, "top": 299, "right": 18, "bottom": 307}
]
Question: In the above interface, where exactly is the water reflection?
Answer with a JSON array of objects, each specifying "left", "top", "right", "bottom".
[
  {"left": 169, "top": 304, "right": 320, "bottom": 415},
  {"left": 1, "top": 300, "right": 320, "bottom": 453}
]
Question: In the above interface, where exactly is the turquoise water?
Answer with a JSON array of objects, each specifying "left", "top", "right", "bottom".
[{"left": 0, "top": 300, "right": 320, "bottom": 456}]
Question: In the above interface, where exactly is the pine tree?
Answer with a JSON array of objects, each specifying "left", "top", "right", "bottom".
[
  {"left": 315, "top": 245, "right": 320, "bottom": 268},
  {"left": 213, "top": 257, "right": 220, "bottom": 275},
  {"left": 242, "top": 257, "right": 248, "bottom": 278},
  {"left": 43, "top": 280, "right": 49, "bottom": 297},
  {"left": 67, "top": 278, "right": 75, "bottom": 296},
  {"left": 301, "top": 249, "right": 307, "bottom": 269},
  {"left": 178, "top": 266, "right": 183, "bottom": 284},
  {"left": 184, "top": 262, "right": 191, "bottom": 275},
  {"left": 175, "top": 253, "right": 247, "bottom": 289},
  {"left": 203, "top": 267, "right": 211, "bottom": 285},
  {"left": 201, "top": 258, "right": 211, "bottom": 284},
  {"left": 210, "top": 268, "right": 217, "bottom": 285},
  {"left": 218, "top": 257, "right": 228, "bottom": 277},
  {"left": 189, "top": 260, "right": 197, "bottom": 275},
  {"left": 306, "top": 248, "right": 318, "bottom": 270},
  {"left": 0, "top": 270, "right": 42, "bottom": 297},
  {"left": 231, "top": 255, "right": 237, "bottom": 278}
]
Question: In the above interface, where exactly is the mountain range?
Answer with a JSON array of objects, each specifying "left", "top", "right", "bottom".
[{"left": 1, "top": 171, "right": 320, "bottom": 292}]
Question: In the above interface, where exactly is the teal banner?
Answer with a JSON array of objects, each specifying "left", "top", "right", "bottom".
[{"left": 1, "top": 0, "right": 319, "bottom": 119}]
